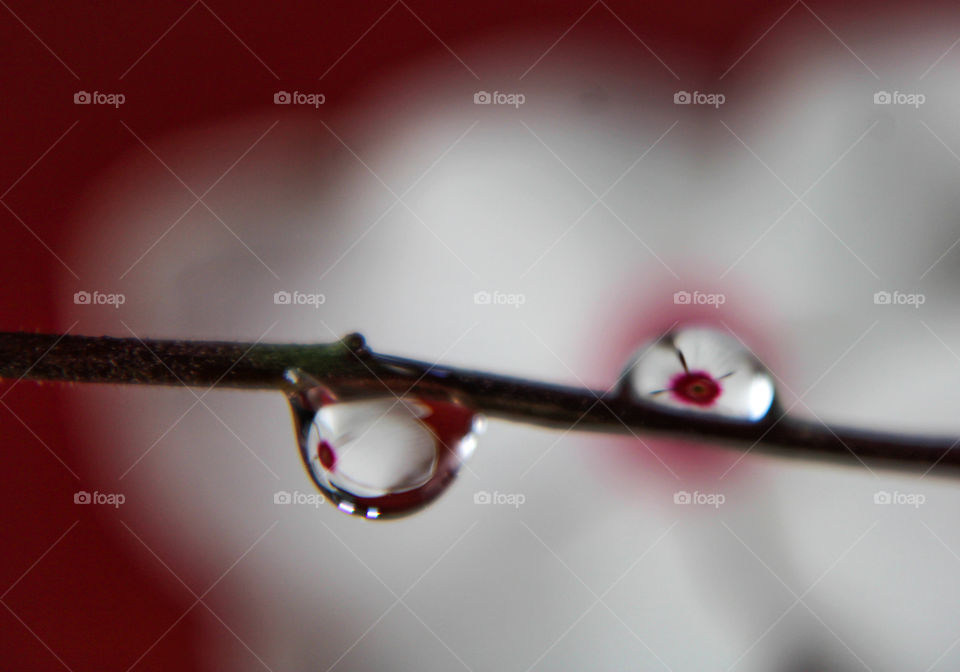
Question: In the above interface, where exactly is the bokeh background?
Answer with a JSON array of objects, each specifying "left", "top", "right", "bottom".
[{"left": 5, "top": 1, "right": 960, "bottom": 669}]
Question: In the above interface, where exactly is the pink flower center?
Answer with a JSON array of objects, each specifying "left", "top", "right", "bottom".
[
  {"left": 669, "top": 370, "right": 721, "bottom": 406},
  {"left": 317, "top": 439, "right": 337, "bottom": 470}
]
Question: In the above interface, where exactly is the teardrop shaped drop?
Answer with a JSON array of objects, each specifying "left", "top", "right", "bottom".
[
  {"left": 621, "top": 325, "right": 776, "bottom": 421},
  {"left": 287, "top": 371, "right": 483, "bottom": 519}
]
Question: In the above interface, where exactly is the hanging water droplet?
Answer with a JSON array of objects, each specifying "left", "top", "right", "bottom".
[
  {"left": 286, "top": 370, "right": 483, "bottom": 519},
  {"left": 621, "top": 325, "right": 776, "bottom": 421}
]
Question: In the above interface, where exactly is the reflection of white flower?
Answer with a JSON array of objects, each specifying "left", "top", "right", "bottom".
[
  {"left": 625, "top": 326, "right": 776, "bottom": 421},
  {"left": 290, "top": 379, "right": 484, "bottom": 518},
  {"left": 311, "top": 400, "right": 438, "bottom": 497}
]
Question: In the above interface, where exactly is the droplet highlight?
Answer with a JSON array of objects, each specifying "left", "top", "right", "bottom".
[
  {"left": 622, "top": 325, "right": 776, "bottom": 421},
  {"left": 287, "top": 371, "right": 483, "bottom": 518}
]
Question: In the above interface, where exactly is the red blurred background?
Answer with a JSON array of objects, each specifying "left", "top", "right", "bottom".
[{"left": 0, "top": 0, "right": 934, "bottom": 668}]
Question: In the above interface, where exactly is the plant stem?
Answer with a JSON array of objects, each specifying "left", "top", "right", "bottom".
[{"left": 0, "top": 331, "right": 956, "bottom": 477}]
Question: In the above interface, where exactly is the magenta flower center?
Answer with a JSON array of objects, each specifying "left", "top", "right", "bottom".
[
  {"left": 317, "top": 439, "right": 337, "bottom": 470},
  {"left": 669, "top": 370, "right": 722, "bottom": 406}
]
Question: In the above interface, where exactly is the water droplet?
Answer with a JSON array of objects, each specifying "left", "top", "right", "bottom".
[
  {"left": 287, "top": 371, "right": 483, "bottom": 518},
  {"left": 621, "top": 325, "right": 776, "bottom": 421}
]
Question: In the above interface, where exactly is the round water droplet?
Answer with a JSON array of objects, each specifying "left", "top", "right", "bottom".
[
  {"left": 287, "top": 371, "right": 483, "bottom": 519},
  {"left": 621, "top": 325, "right": 776, "bottom": 421}
]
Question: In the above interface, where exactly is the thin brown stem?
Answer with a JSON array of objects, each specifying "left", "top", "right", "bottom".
[{"left": 0, "top": 330, "right": 957, "bottom": 477}]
